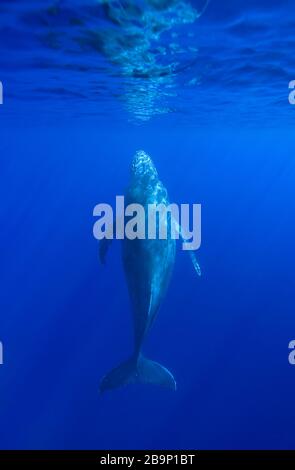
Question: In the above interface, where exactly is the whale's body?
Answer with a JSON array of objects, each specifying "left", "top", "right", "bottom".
[
  {"left": 99, "top": 150, "right": 200, "bottom": 392},
  {"left": 123, "top": 151, "right": 176, "bottom": 357}
]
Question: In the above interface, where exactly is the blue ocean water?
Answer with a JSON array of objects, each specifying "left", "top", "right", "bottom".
[{"left": 0, "top": 0, "right": 295, "bottom": 450}]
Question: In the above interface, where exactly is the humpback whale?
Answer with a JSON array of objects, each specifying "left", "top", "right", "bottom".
[{"left": 99, "top": 150, "right": 200, "bottom": 392}]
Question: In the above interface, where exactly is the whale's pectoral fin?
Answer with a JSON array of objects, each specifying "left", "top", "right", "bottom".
[
  {"left": 99, "top": 219, "right": 116, "bottom": 264},
  {"left": 100, "top": 354, "right": 176, "bottom": 393},
  {"left": 99, "top": 238, "right": 112, "bottom": 265},
  {"left": 173, "top": 219, "right": 201, "bottom": 276},
  {"left": 187, "top": 250, "right": 201, "bottom": 276}
]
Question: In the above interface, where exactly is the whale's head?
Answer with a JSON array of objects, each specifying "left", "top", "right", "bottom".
[{"left": 131, "top": 150, "right": 158, "bottom": 187}]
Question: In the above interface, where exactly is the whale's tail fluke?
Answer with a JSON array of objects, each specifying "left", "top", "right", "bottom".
[{"left": 100, "top": 354, "right": 176, "bottom": 393}]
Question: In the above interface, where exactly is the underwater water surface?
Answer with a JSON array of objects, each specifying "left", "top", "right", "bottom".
[{"left": 0, "top": 0, "right": 295, "bottom": 450}]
